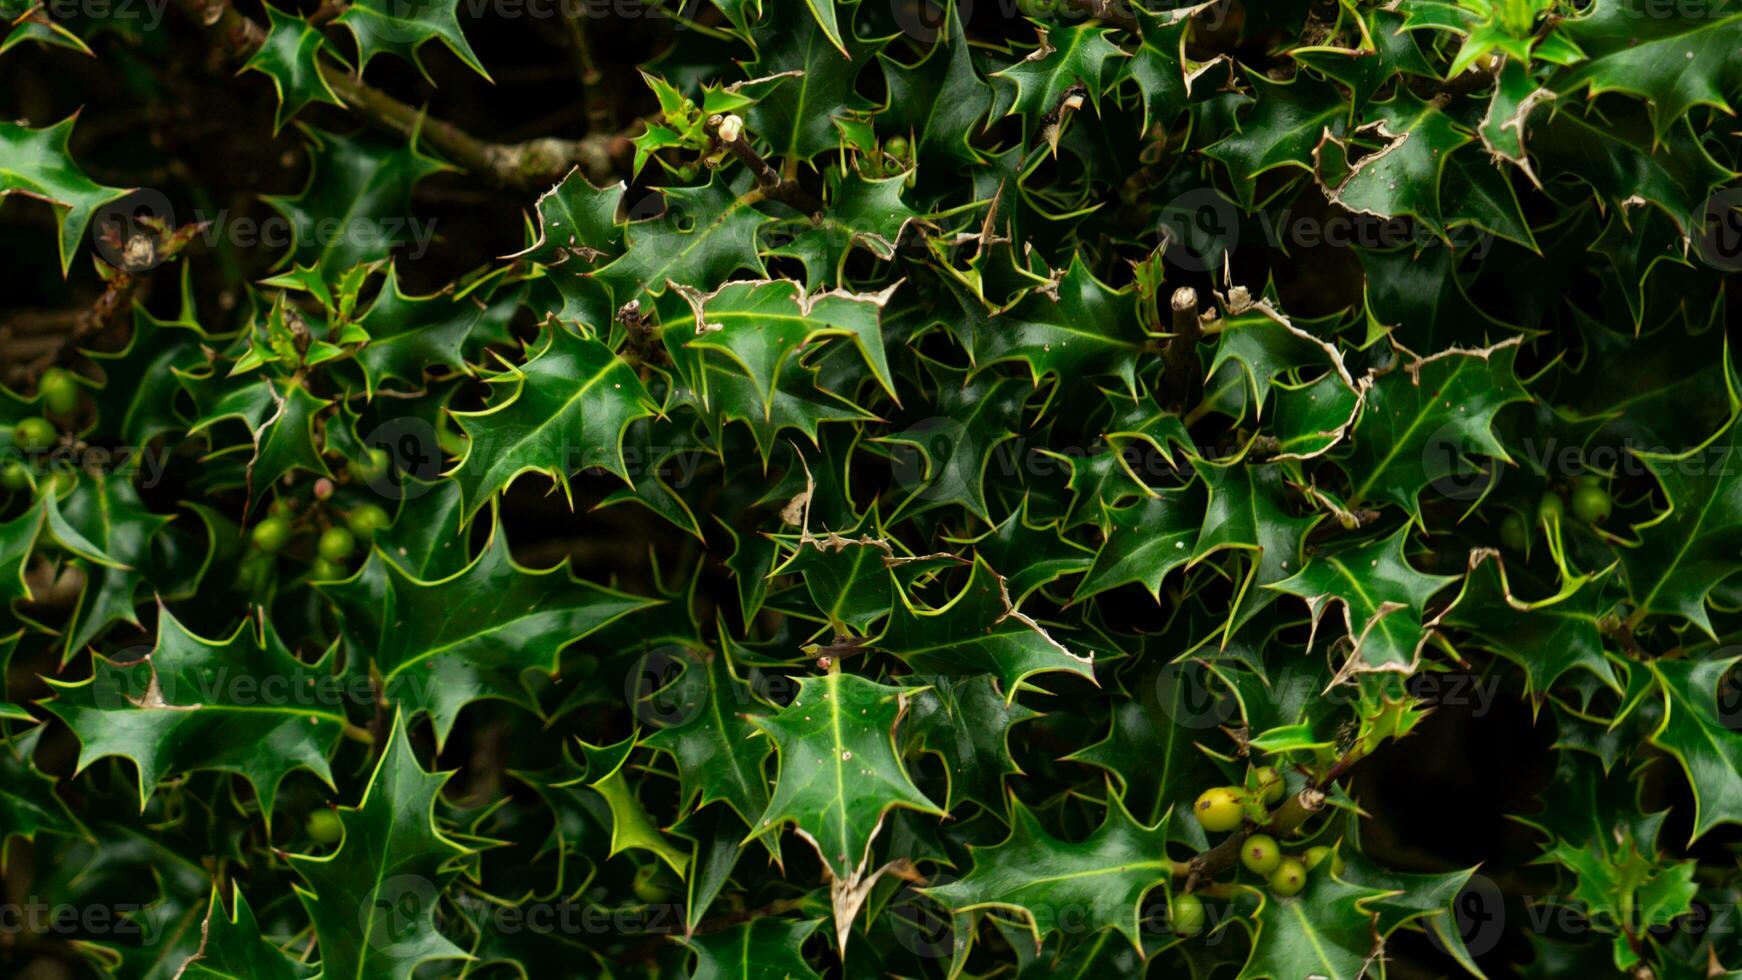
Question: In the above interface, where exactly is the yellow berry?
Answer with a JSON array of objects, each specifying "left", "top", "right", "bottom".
[
  {"left": 1192, "top": 786, "right": 1245, "bottom": 833},
  {"left": 1241, "top": 834, "right": 1281, "bottom": 874},
  {"left": 1269, "top": 857, "right": 1307, "bottom": 897},
  {"left": 1169, "top": 892, "right": 1205, "bottom": 936},
  {"left": 1253, "top": 766, "right": 1285, "bottom": 805}
]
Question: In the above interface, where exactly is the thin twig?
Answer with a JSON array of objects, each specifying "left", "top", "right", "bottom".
[
  {"left": 1163, "top": 286, "right": 1203, "bottom": 411},
  {"left": 174, "top": 0, "right": 626, "bottom": 189},
  {"left": 705, "top": 114, "right": 825, "bottom": 216}
]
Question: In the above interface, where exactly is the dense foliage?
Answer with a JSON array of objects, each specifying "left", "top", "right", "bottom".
[{"left": 3, "top": 0, "right": 1741, "bottom": 976}]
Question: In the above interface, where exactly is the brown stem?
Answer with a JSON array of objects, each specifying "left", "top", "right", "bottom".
[
  {"left": 174, "top": 0, "right": 625, "bottom": 189},
  {"left": 558, "top": 15, "right": 613, "bottom": 130},
  {"left": 306, "top": 0, "right": 347, "bottom": 27},
  {"left": 1066, "top": 0, "right": 1137, "bottom": 32},
  {"left": 1182, "top": 747, "right": 1369, "bottom": 893},
  {"left": 1183, "top": 788, "right": 1320, "bottom": 893},
  {"left": 1163, "top": 286, "right": 1202, "bottom": 411},
  {"left": 705, "top": 114, "right": 824, "bottom": 216}
]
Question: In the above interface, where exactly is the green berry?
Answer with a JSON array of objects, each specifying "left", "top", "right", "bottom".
[
  {"left": 1192, "top": 786, "right": 1245, "bottom": 833},
  {"left": 237, "top": 551, "right": 275, "bottom": 596},
  {"left": 1241, "top": 834, "right": 1281, "bottom": 875},
  {"left": 1, "top": 461, "right": 29, "bottom": 492},
  {"left": 347, "top": 504, "right": 391, "bottom": 537},
  {"left": 12, "top": 417, "right": 55, "bottom": 453},
  {"left": 1169, "top": 892, "right": 1205, "bottom": 937},
  {"left": 251, "top": 516, "right": 292, "bottom": 554},
  {"left": 1577, "top": 473, "right": 1605, "bottom": 488},
  {"left": 884, "top": 135, "right": 910, "bottom": 158},
  {"left": 1537, "top": 493, "right": 1564, "bottom": 524},
  {"left": 1269, "top": 857, "right": 1307, "bottom": 897},
  {"left": 310, "top": 557, "right": 347, "bottom": 581},
  {"left": 1499, "top": 512, "right": 1527, "bottom": 552},
  {"left": 269, "top": 499, "right": 294, "bottom": 519},
  {"left": 632, "top": 866, "right": 671, "bottom": 904},
  {"left": 306, "top": 809, "right": 342, "bottom": 844},
  {"left": 39, "top": 369, "right": 79, "bottom": 416},
  {"left": 317, "top": 527, "right": 355, "bottom": 562},
  {"left": 1571, "top": 484, "right": 1612, "bottom": 524},
  {"left": 348, "top": 447, "right": 390, "bottom": 482},
  {"left": 1253, "top": 766, "right": 1285, "bottom": 805},
  {"left": 1303, "top": 845, "right": 1347, "bottom": 876}
]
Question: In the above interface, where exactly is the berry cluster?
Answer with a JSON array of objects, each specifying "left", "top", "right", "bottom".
[{"left": 1168, "top": 767, "right": 1347, "bottom": 937}]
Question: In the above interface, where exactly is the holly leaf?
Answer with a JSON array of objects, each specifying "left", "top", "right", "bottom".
[
  {"left": 1322, "top": 91, "right": 1477, "bottom": 241},
  {"left": 764, "top": 169, "right": 923, "bottom": 288},
  {"left": 0, "top": 114, "right": 132, "bottom": 275},
  {"left": 288, "top": 712, "right": 472, "bottom": 980},
  {"left": 1357, "top": 244, "right": 1516, "bottom": 351},
  {"left": 777, "top": 511, "right": 898, "bottom": 634},
  {"left": 353, "top": 265, "right": 524, "bottom": 397},
  {"left": 242, "top": 6, "right": 345, "bottom": 133},
  {"left": 901, "top": 673, "right": 1038, "bottom": 816},
  {"left": 1063, "top": 657, "right": 1228, "bottom": 826},
  {"left": 572, "top": 733, "right": 691, "bottom": 875},
  {"left": 641, "top": 642, "right": 773, "bottom": 826},
  {"left": 958, "top": 498, "right": 1093, "bottom": 603},
  {"left": 880, "top": 555, "right": 1095, "bottom": 692},
  {"left": 1190, "top": 455, "right": 1318, "bottom": 638},
  {"left": 1619, "top": 394, "right": 1742, "bottom": 635},
  {"left": 1204, "top": 71, "right": 1350, "bottom": 207},
  {"left": 674, "top": 278, "right": 898, "bottom": 413},
  {"left": 1074, "top": 482, "right": 1207, "bottom": 602},
  {"left": 748, "top": 669, "right": 943, "bottom": 881},
  {"left": 86, "top": 285, "right": 209, "bottom": 446},
  {"left": 591, "top": 174, "right": 768, "bottom": 305},
  {"left": 318, "top": 514, "right": 658, "bottom": 747},
  {"left": 0, "top": 725, "right": 85, "bottom": 857},
  {"left": 336, "top": 0, "right": 489, "bottom": 82},
  {"left": 877, "top": 2, "right": 992, "bottom": 169},
  {"left": 178, "top": 883, "right": 315, "bottom": 979},
  {"left": 948, "top": 255, "right": 1151, "bottom": 392},
  {"left": 923, "top": 795, "right": 1171, "bottom": 953},
  {"left": 1125, "top": 4, "right": 1202, "bottom": 129},
  {"left": 1647, "top": 656, "right": 1742, "bottom": 843},
  {"left": 40, "top": 606, "right": 342, "bottom": 818},
  {"left": 743, "top": 0, "right": 886, "bottom": 165},
  {"left": 992, "top": 24, "right": 1126, "bottom": 145},
  {"left": 263, "top": 127, "right": 448, "bottom": 275},
  {"left": 448, "top": 324, "right": 659, "bottom": 520},
  {"left": 1444, "top": 550, "right": 1620, "bottom": 696},
  {"left": 0, "top": 503, "right": 43, "bottom": 631},
  {"left": 1268, "top": 525, "right": 1460, "bottom": 681},
  {"left": 1236, "top": 871, "right": 1394, "bottom": 980},
  {"left": 1344, "top": 339, "right": 1530, "bottom": 514},
  {"left": 686, "top": 918, "right": 823, "bottom": 980},
  {"left": 875, "top": 359, "right": 1025, "bottom": 522},
  {"left": 1552, "top": 0, "right": 1742, "bottom": 139},
  {"left": 42, "top": 470, "right": 172, "bottom": 662}
]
